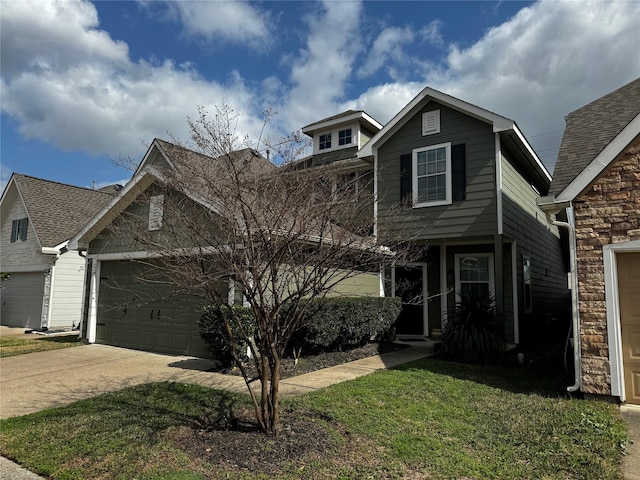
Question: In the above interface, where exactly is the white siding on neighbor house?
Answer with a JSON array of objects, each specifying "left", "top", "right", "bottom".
[
  {"left": 48, "top": 251, "right": 87, "bottom": 329},
  {"left": 0, "top": 192, "right": 50, "bottom": 270}
]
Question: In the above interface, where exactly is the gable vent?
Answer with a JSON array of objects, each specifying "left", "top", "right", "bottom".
[{"left": 422, "top": 110, "right": 440, "bottom": 136}]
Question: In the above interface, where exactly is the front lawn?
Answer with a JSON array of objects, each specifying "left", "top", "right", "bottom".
[
  {"left": 0, "top": 334, "right": 81, "bottom": 357},
  {"left": 0, "top": 358, "right": 627, "bottom": 479}
]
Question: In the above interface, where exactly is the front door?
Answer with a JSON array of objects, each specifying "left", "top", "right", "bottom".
[
  {"left": 394, "top": 265, "right": 426, "bottom": 337},
  {"left": 618, "top": 253, "right": 640, "bottom": 405}
]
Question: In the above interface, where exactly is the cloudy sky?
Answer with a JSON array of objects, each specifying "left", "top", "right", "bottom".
[{"left": 1, "top": 0, "right": 639, "bottom": 191}]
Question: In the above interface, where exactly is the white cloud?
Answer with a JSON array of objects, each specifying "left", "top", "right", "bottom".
[
  {"left": 358, "top": 27, "right": 414, "bottom": 78},
  {"left": 0, "top": 0, "right": 268, "bottom": 160},
  {"left": 419, "top": 20, "right": 444, "bottom": 47},
  {"left": 348, "top": 1, "right": 640, "bottom": 171},
  {"left": 0, "top": 164, "right": 12, "bottom": 194},
  {"left": 159, "top": 1, "right": 273, "bottom": 49},
  {"left": 282, "top": 0, "right": 363, "bottom": 131}
]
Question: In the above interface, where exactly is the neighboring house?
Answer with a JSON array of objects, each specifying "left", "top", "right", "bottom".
[
  {"left": 538, "top": 77, "right": 640, "bottom": 404},
  {"left": 68, "top": 140, "right": 381, "bottom": 357},
  {"left": 304, "top": 87, "right": 569, "bottom": 344},
  {"left": 0, "top": 174, "right": 113, "bottom": 330}
]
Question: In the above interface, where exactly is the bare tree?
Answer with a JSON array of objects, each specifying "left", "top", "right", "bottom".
[{"left": 109, "top": 105, "right": 407, "bottom": 436}]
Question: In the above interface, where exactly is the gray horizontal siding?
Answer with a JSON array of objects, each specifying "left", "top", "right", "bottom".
[{"left": 377, "top": 101, "right": 497, "bottom": 241}]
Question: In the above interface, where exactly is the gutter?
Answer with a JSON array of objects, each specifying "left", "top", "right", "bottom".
[{"left": 538, "top": 196, "right": 581, "bottom": 393}]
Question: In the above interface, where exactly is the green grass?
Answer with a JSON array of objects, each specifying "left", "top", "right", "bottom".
[
  {"left": 0, "top": 358, "right": 627, "bottom": 479},
  {"left": 0, "top": 334, "right": 81, "bottom": 357}
]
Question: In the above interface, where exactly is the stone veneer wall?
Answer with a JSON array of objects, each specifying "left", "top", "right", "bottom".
[{"left": 573, "top": 136, "right": 640, "bottom": 395}]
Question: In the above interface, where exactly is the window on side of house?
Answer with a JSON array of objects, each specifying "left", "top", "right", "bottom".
[
  {"left": 523, "top": 256, "right": 533, "bottom": 313},
  {"left": 338, "top": 128, "right": 352, "bottom": 146},
  {"left": 412, "top": 142, "right": 451, "bottom": 207},
  {"left": 422, "top": 110, "right": 440, "bottom": 135},
  {"left": 319, "top": 133, "right": 332, "bottom": 150},
  {"left": 455, "top": 254, "right": 495, "bottom": 301},
  {"left": 10, "top": 217, "right": 28, "bottom": 242}
]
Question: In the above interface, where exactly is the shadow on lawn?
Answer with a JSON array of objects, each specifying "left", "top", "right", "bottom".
[{"left": 397, "top": 343, "right": 574, "bottom": 398}]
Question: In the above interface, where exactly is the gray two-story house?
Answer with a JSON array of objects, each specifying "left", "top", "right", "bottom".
[{"left": 304, "top": 87, "right": 569, "bottom": 345}]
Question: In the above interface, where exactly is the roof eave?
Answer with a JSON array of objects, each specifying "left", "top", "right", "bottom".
[{"left": 555, "top": 113, "right": 640, "bottom": 203}]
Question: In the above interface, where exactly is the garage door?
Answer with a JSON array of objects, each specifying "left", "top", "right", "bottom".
[
  {"left": 0, "top": 272, "right": 45, "bottom": 329},
  {"left": 618, "top": 253, "right": 640, "bottom": 405},
  {"left": 96, "top": 261, "right": 210, "bottom": 357}
]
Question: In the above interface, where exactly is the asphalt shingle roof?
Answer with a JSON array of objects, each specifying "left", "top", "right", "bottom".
[
  {"left": 549, "top": 77, "right": 640, "bottom": 196},
  {"left": 14, "top": 174, "right": 113, "bottom": 247}
]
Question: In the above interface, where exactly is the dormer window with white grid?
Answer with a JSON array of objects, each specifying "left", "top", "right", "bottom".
[
  {"left": 422, "top": 110, "right": 440, "bottom": 136},
  {"left": 319, "top": 133, "right": 332, "bottom": 150}
]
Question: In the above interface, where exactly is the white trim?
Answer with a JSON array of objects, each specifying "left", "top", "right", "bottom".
[
  {"left": 512, "top": 125, "right": 552, "bottom": 183},
  {"left": 454, "top": 253, "right": 495, "bottom": 303},
  {"left": 604, "top": 240, "right": 640, "bottom": 401},
  {"left": 87, "top": 259, "right": 100, "bottom": 344},
  {"left": 495, "top": 133, "right": 503, "bottom": 235},
  {"left": 412, "top": 142, "right": 452, "bottom": 207},
  {"left": 313, "top": 123, "right": 359, "bottom": 154},
  {"left": 358, "top": 86, "right": 514, "bottom": 158},
  {"left": 556, "top": 113, "right": 640, "bottom": 203},
  {"left": 302, "top": 111, "right": 383, "bottom": 136},
  {"left": 373, "top": 145, "right": 379, "bottom": 240},
  {"left": 44, "top": 263, "right": 57, "bottom": 328},
  {"left": 511, "top": 240, "right": 519, "bottom": 344}
]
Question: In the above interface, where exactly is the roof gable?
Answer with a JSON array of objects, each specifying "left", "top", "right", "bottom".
[
  {"left": 1, "top": 174, "right": 113, "bottom": 248},
  {"left": 358, "top": 86, "right": 515, "bottom": 159},
  {"left": 550, "top": 77, "right": 640, "bottom": 200},
  {"left": 69, "top": 139, "right": 274, "bottom": 249}
]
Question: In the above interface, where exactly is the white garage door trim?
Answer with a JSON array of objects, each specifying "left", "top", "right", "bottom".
[{"left": 604, "top": 240, "right": 640, "bottom": 401}]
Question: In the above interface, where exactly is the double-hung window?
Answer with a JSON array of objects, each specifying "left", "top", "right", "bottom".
[
  {"left": 455, "top": 254, "right": 495, "bottom": 301},
  {"left": 412, "top": 142, "right": 451, "bottom": 207},
  {"left": 10, "top": 218, "right": 28, "bottom": 242}
]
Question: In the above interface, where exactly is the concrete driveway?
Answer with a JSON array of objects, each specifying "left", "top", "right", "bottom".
[{"left": 0, "top": 344, "right": 248, "bottom": 419}]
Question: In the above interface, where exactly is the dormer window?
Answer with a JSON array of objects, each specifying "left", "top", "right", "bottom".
[
  {"left": 338, "top": 128, "right": 352, "bottom": 146},
  {"left": 319, "top": 133, "right": 332, "bottom": 150}
]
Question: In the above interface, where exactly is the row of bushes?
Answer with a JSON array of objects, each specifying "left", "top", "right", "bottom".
[{"left": 199, "top": 297, "right": 402, "bottom": 366}]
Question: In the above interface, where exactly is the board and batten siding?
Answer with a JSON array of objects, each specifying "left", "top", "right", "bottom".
[
  {"left": 501, "top": 152, "right": 569, "bottom": 327},
  {"left": 377, "top": 101, "right": 498, "bottom": 241},
  {"left": 48, "top": 251, "right": 87, "bottom": 329}
]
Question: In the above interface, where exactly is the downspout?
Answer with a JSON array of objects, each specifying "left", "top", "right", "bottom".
[{"left": 546, "top": 209, "right": 581, "bottom": 393}]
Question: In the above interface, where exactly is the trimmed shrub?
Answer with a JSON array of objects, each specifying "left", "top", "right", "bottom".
[
  {"left": 441, "top": 292, "right": 505, "bottom": 364},
  {"left": 199, "top": 304, "right": 255, "bottom": 367},
  {"left": 291, "top": 297, "right": 402, "bottom": 353}
]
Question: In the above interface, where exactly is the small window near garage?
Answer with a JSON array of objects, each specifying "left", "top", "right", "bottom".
[
  {"left": 10, "top": 217, "right": 28, "bottom": 242},
  {"left": 422, "top": 110, "right": 440, "bottom": 136},
  {"left": 455, "top": 254, "right": 495, "bottom": 301},
  {"left": 523, "top": 256, "right": 533, "bottom": 313},
  {"left": 148, "top": 194, "right": 165, "bottom": 231},
  {"left": 319, "top": 133, "right": 332, "bottom": 150},
  {"left": 338, "top": 128, "right": 352, "bottom": 146}
]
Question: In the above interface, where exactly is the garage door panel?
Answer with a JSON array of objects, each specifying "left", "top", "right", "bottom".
[
  {"left": 0, "top": 272, "right": 45, "bottom": 328},
  {"left": 96, "top": 261, "right": 210, "bottom": 357}
]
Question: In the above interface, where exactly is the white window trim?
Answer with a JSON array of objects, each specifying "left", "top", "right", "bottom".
[
  {"left": 422, "top": 109, "right": 441, "bottom": 136},
  {"left": 314, "top": 123, "right": 358, "bottom": 154},
  {"left": 454, "top": 253, "right": 495, "bottom": 302},
  {"left": 523, "top": 255, "right": 533, "bottom": 314},
  {"left": 412, "top": 142, "right": 452, "bottom": 208}
]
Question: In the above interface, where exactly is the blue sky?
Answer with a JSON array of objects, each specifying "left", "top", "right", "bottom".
[{"left": 1, "top": 0, "right": 639, "bottom": 192}]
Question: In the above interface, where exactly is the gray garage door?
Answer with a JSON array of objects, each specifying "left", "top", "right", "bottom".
[
  {"left": 0, "top": 272, "right": 45, "bottom": 329},
  {"left": 96, "top": 261, "right": 210, "bottom": 357}
]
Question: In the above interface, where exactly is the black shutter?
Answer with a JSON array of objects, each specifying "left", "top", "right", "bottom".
[
  {"left": 10, "top": 219, "right": 17, "bottom": 243},
  {"left": 400, "top": 153, "right": 412, "bottom": 204},
  {"left": 451, "top": 143, "right": 466, "bottom": 201},
  {"left": 20, "top": 218, "right": 28, "bottom": 241}
]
